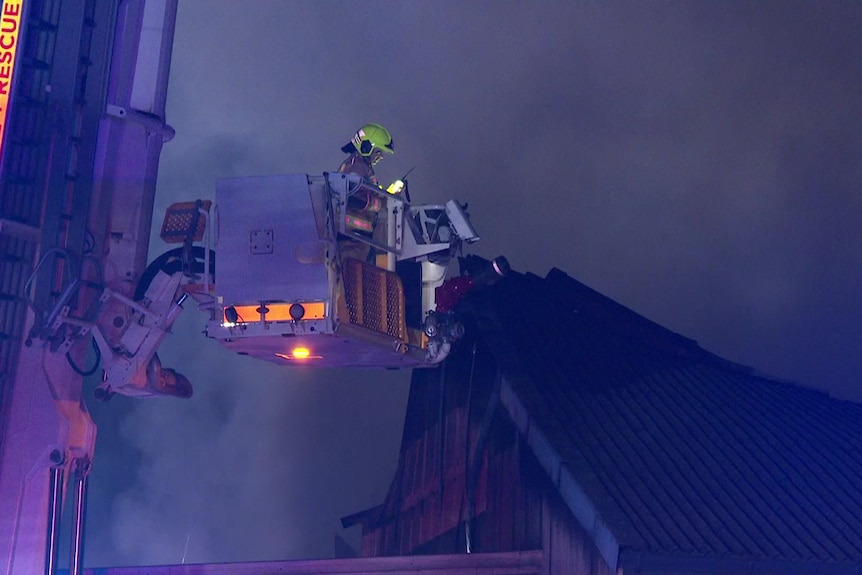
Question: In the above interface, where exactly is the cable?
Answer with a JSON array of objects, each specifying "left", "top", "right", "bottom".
[
  {"left": 135, "top": 246, "right": 215, "bottom": 301},
  {"left": 82, "top": 228, "right": 96, "bottom": 255},
  {"left": 65, "top": 337, "right": 101, "bottom": 377}
]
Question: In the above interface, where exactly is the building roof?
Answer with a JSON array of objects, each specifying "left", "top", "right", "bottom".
[{"left": 457, "top": 266, "right": 862, "bottom": 573}]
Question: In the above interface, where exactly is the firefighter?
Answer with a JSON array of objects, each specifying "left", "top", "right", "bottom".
[
  {"left": 338, "top": 123, "right": 395, "bottom": 186},
  {"left": 337, "top": 123, "right": 400, "bottom": 266}
]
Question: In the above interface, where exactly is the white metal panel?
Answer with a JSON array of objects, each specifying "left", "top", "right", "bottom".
[
  {"left": 130, "top": 0, "right": 176, "bottom": 114},
  {"left": 215, "top": 174, "right": 331, "bottom": 304}
]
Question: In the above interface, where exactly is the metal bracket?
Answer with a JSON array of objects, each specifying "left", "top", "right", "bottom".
[{"left": 106, "top": 104, "right": 176, "bottom": 142}]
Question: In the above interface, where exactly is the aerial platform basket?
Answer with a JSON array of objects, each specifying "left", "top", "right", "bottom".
[{"left": 203, "top": 172, "right": 478, "bottom": 368}]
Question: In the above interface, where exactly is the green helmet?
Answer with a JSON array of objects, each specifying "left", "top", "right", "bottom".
[{"left": 344, "top": 123, "right": 395, "bottom": 157}]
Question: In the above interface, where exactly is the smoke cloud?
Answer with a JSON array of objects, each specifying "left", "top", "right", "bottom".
[{"left": 85, "top": 0, "right": 862, "bottom": 567}]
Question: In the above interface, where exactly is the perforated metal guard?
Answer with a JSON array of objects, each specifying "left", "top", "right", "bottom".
[
  {"left": 343, "top": 258, "right": 407, "bottom": 342},
  {"left": 160, "top": 200, "right": 212, "bottom": 243}
]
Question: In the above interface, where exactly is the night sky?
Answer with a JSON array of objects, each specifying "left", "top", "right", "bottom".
[{"left": 85, "top": 1, "right": 862, "bottom": 567}]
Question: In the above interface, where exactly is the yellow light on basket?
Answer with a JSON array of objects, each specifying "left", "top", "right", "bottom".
[{"left": 291, "top": 347, "right": 311, "bottom": 359}]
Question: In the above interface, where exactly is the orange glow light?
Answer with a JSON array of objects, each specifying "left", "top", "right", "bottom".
[
  {"left": 292, "top": 347, "right": 311, "bottom": 359},
  {"left": 0, "top": 0, "right": 24, "bottom": 160},
  {"left": 226, "top": 302, "right": 326, "bottom": 324},
  {"left": 274, "top": 349, "right": 321, "bottom": 361}
]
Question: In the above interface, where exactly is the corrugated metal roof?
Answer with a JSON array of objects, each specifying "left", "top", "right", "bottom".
[{"left": 460, "top": 267, "right": 862, "bottom": 568}]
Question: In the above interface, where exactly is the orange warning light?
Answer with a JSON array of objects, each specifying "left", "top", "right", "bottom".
[
  {"left": 292, "top": 347, "right": 311, "bottom": 359},
  {"left": 274, "top": 348, "right": 321, "bottom": 361}
]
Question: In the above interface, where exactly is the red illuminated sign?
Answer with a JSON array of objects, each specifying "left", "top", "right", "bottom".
[{"left": 0, "top": 0, "right": 23, "bottom": 160}]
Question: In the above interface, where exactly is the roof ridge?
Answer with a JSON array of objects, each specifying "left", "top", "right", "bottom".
[{"left": 543, "top": 267, "right": 753, "bottom": 373}]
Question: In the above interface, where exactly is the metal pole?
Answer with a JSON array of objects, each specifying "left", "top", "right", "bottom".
[
  {"left": 44, "top": 462, "right": 64, "bottom": 575},
  {"left": 69, "top": 457, "right": 90, "bottom": 575}
]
